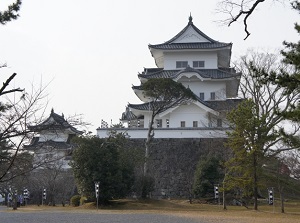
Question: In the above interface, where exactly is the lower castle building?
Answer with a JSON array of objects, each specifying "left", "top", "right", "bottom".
[{"left": 24, "top": 109, "right": 83, "bottom": 169}]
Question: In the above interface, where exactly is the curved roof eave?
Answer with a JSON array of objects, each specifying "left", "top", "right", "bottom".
[
  {"left": 138, "top": 68, "right": 240, "bottom": 81},
  {"left": 128, "top": 99, "right": 220, "bottom": 117},
  {"left": 148, "top": 43, "right": 232, "bottom": 51}
]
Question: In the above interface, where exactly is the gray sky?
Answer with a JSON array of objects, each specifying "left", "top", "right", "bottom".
[{"left": 0, "top": 0, "right": 298, "bottom": 132}]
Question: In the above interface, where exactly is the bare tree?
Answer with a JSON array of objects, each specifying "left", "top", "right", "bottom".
[
  {"left": 237, "top": 51, "right": 299, "bottom": 154},
  {"left": 28, "top": 160, "right": 75, "bottom": 206},
  {"left": 0, "top": 71, "right": 49, "bottom": 182},
  {"left": 283, "top": 150, "right": 300, "bottom": 180}
]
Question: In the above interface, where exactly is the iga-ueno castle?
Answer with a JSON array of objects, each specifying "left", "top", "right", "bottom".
[{"left": 97, "top": 16, "right": 241, "bottom": 139}]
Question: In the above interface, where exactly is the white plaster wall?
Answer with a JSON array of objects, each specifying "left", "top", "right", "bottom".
[
  {"left": 38, "top": 131, "right": 69, "bottom": 142},
  {"left": 138, "top": 104, "right": 209, "bottom": 129},
  {"left": 167, "top": 104, "right": 209, "bottom": 128},
  {"left": 141, "top": 113, "right": 170, "bottom": 129},
  {"left": 180, "top": 81, "right": 227, "bottom": 100},
  {"left": 34, "top": 149, "right": 71, "bottom": 169},
  {"left": 164, "top": 51, "right": 218, "bottom": 70},
  {"left": 97, "top": 128, "right": 228, "bottom": 139},
  {"left": 133, "top": 103, "right": 228, "bottom": 129}
]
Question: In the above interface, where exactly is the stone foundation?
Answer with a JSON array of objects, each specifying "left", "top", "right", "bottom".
[{"left": 127, "top": 138, "right": 228, "bottom": 199}]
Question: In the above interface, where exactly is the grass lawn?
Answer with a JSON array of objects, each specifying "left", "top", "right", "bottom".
[{"left": 18, "top": 199, "right": 300, "bottom": 223}]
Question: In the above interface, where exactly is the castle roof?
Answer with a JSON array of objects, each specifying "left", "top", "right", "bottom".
[
  {"left": 138, "top": 67, "right": 239, "bottom": 80},
  {"left": 121, "top": 107, "right": 138, "bottom": 121},
  {"left": 148, "top": 15, "right": 232, "bottom": 68},
  {"left": 28, "top": 109, "right": 83, "bottom": 134},
  {"left": 205, "top": 99, "right": 244, "bottom": 111},
  {"left": 24, "top": 139, "right": 74, "bottom": 150},
  {"left": 148, "top": 15, "right": 231, "bottom": 50},
  {"left": 122, "top": 98, "right": 243, "bottom": 121}
]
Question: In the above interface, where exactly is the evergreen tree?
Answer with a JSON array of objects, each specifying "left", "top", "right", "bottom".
[
  {"left": 140, "top": 78, "right": 196, "bottom": 175},
  {"left": 0, "top": 0, "right": 22, "bottom": 25},
  {"left": 265, "top": 1, "right": 300, "bottom": 148},
  {"left": 71, "top": 133, "right": 137, "bottom": 203},
  {"left": 225, "top": 99, "right": 264, "bottom": 206},
  {"left": 193, "top": 155, "right": 223, "bottom": 198}
]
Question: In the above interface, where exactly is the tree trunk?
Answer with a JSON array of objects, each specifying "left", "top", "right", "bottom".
[
  {"left": 144, "top": 138, "right": 150, "bottom": 176},
  {"left": 280, "top": 189, "right": 285, "bottom": 213},
  {"left": 12, "top": 193, "right": 17, "bottom": 210},
  {"left": 144, "top": 114, "right": 155, "bottom": 176},
  {"left": 223, "top": 181, "right": 227, "bottom": 210},
  {"left": 253, "top": 154, "right": 258, "bottom": 210},
  {"left": 277, "top": 160, "right": 285, "bottom": 213}
]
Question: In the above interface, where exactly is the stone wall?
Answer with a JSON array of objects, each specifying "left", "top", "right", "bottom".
[{"left": 127, "top": 138, "right": 228, "bottom": 199}]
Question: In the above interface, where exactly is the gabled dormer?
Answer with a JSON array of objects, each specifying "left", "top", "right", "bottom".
[{"left": 148, "top": 15, "right": 232, "bottom": 69}]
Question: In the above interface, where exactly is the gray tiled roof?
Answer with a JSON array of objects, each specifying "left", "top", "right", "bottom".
[
  {"left": 205, "top": 99, "right": 244, "bottom": 111},
  {"left": 128, "top": 101, "right": 167, "bottom": 111},
  {"left": 24, "top": 140, "right": 73, "bottom": 150},
  {"left": 28, "top": 109, "right": 83, "bottom": 134},
  {"left": 124, "top": 98, "right": 243, "bottom": 118},
  {"left": 121, "top": 107, "right": 138, "bottom": 121},
  {"left": 149, "top": 42, "right": 231, "bottom": 50},
  {"left": 138, "top": 67, "right": 239, "bottom": 80},
  {"left": 148, "top": 17, "right": 231, "bottom": 50},
  {"left": 132, "top": 85, "right": 142, "bottom": 90},
  {"left": 128, "top": 102, "right": 151, "bottom": 111}
]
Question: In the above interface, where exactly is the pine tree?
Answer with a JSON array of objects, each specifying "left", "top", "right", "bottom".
[{"left": 0, "top": 0, "right": 22, "bottom": 25}]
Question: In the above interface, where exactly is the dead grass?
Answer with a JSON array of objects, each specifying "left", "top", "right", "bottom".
[{"left": 19, "top": 199, "right": 300, "bottom": 223}]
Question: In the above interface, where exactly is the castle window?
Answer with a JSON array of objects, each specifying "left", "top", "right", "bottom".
[
  {"left": 193, "top": 121, "right": 198, "bottom": 127},
  {"left": 156, "top": 119, "right": 162, "bottom": 128},
  {"left": 193, "top": 61, "right": 205, "bottom": 68},
  {"left": 180, "top": 121, "right": 186, "bottom": 127},
  {"left": 217, "top": 119, "right": 222, "bottom": 127},
  {"left": 199, "top": 92, "right": 204, "bottom": 100},
  {"left": 166, "top": 119, "right": 169, "bottom": 128},
  {"left": 210, "top": 92, "right": 215, "bottom": 100},
  {"left": 176, "top": 61, "right": 188, "bottom": 68}
]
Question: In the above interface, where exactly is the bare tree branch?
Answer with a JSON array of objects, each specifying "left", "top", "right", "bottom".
[
  {"left": 233, "top": 50, "right": 299, "bottom": 155},
  {"left": 0, "top": 73, "right": 24, "bottom": 96},
  {"left": 0, "top": 76, "right": 49, "bottom": 182},
  {"left": 217, "top": 0, "right": 267, "bottom": 40}
]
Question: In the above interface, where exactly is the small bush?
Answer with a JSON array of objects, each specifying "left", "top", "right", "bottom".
[
  {"left": 70, "top": 195, "right": 81, "bottom": 207},
  {"left": 80, "top": 196, "right": 87, "bottom": 205},
  {"left": 133, "top": 175, "right": 155, "bottom": 198}
]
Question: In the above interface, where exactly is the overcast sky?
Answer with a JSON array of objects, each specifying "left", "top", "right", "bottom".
[{"left": 0, "top": 0, "right": 298, "bottom": 132}]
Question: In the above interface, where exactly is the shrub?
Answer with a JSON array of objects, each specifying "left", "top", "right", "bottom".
[
  {"left": 70, "top": 195, "right": 81, "bottom": 207},
  {"left": 193, "top": 155, "right": 223, "bottom": 198},
  {"left": 80, "top": 196, "right": 87, "bottom": 205},
  {"left": 133, "top": 175, "right": 155, "bottom": 198}
]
